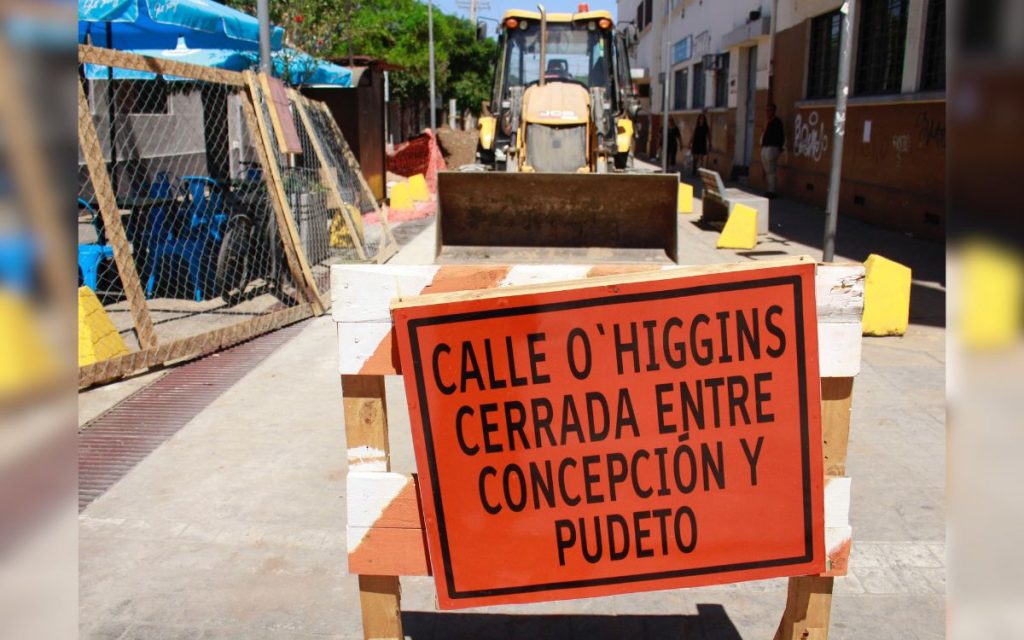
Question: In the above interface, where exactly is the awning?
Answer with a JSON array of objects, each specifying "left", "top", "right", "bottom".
[{"left": 78, "top": 0, "right": 285, "bottom": 52}]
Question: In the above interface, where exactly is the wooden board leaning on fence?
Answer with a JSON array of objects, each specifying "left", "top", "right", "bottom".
[
  {"left": 76, "top": 45, "right": 326, "bottom": 387},
  {"left": 332, "top": 257, "right": 863, "bottom": 639},
  {"left": 289, "top": 90, "right": 398, "bottom": 264}
]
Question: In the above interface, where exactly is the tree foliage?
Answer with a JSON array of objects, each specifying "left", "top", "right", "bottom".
[{"left": 224, "top": 0, "right": 496, "bottom": 114}]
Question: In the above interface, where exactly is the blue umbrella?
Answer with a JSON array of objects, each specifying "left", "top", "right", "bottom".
[
  {"left": 83, "top": 38, "right": 254, "bottom": 80},
  {"left": 78, "top": 0, "right": 285, "bottom": 51},
  {"left": 247, "top": 48, "right": 352, "bottom": 87}
]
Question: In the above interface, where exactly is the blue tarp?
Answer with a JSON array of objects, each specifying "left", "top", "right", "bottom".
[
  {"left": 83, "top": 42, "right": 253, "bottom": 80},
  {"left": 249, "top": 48, "right": 353, "bottom": 87},
  {"left": 78, "top": 0, "right": 285, "bottom": 51},
  {"left": 82, "top": 43, "right": 352, "bottom": 87}
]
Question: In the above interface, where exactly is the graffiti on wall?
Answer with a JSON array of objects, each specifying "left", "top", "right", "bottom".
[
  {"left": 916, "top": 111, "right": 945, "bottom": 149},
  {"left": 793, "top": 111, "right": 829, "bottom": 162},
  {"left": 891, "top": 134, "right": 911, "bottom": 167}
]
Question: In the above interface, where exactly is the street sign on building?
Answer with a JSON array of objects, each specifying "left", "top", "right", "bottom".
[{"left": 393, "top": 262, "right": 826, "bottom": 609}]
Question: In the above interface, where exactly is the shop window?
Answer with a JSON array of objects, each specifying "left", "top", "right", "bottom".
[
  {"left": 673, "top": 68, "right": 688, "bottom": 110},
  {"left": 920, "top": 0, "right": 945, "bottom": 90},
  {"left": 806, "top": 10, "right": 842, "bottom": 99},
  {"left": 855, "top": 0, "right": 909, "bottom": 95},
  {"left": 715, "top": 53, "right": 730, "bottom": 107}
]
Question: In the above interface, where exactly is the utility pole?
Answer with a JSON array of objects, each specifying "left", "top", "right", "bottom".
[
  {"left": 257, "top": 0, "right": 272, "bottom": 74},
  {"left": 661, "top": 38, "right": 670, "bottom": 173},
  {"left": 457, "top": 0, "right": 491, "bottom": 24},
  {"left": 428, "top": 0, "right": 437, "bottom": 132},
  {"left": 822, "top": 0, "right": 855, "bottom": 262}
]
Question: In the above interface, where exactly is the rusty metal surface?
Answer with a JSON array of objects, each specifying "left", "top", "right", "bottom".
[
  {"left": 436, "top": 172, "right": 679, "bottom": 263},
  {"left": 78, "top": 320, "right": 310, "bottom": 512}
]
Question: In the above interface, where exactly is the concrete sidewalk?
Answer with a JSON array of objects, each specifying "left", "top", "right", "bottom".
[{"left": 79, "top": 188, "right": 945, "bottom": 639}]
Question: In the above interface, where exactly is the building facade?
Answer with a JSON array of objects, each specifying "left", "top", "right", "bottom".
[{"left": 621, "top": 0, "right": 945, "bottom": 240}]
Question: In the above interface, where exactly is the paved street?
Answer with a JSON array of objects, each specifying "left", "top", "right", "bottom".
[{"left": 79, "top": 184, "right": 945, "bottom": 639}]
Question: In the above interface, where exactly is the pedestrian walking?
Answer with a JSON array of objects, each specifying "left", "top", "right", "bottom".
[
  {"left": 666, "top": 119, "right": 682, "bottom": 168},
  {"left": 760, "top": 103, "right": 784, "bottom": 199},
  {"left": 689, "top": 113, "right": 711, "bottom": 176}
]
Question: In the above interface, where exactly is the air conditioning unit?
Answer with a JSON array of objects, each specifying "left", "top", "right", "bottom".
[{"left": 702, "top": 54, "right": 725, "bottom": 71}]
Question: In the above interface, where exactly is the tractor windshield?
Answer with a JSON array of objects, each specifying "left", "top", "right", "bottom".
[{"left": 502, "top": 21, "right": 612, "bottom": 90}]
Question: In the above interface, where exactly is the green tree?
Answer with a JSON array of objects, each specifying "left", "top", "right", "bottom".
[{"left": 224, "top": 0, "right": 496, "bottom": 114}]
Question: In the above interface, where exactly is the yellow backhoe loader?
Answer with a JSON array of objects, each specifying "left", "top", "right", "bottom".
[{"left": 436, "top": 5, "right": 679, "bottom": 262}]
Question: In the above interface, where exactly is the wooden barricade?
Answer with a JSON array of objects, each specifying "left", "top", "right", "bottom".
[{"left": 332, "top": 259, "right": 864, "bottom": 639}]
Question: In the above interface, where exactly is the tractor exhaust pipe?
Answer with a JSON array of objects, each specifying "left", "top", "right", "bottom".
[{"left": 538, "top": 4, "right": 547, "bottom": 86}]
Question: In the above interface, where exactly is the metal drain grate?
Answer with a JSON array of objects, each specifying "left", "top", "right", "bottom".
[{"left": 78, "top": 320, "right": 311, "bottom": 511}]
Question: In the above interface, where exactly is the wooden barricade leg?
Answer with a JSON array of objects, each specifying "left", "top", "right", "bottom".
[
  {"left": 775, "top": 376, "right": 854, "bottom": 640},
  {"left": 342, "top": 374, "right": 403, "bottom": 640},
  {"left": 77, "top": 79, "right": 158, "bottom": 350}
]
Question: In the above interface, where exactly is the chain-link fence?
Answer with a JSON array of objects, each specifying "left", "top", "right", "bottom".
[
  {"left": 247, "top": 80, "right": 396, "bottom": 297},
  {"left": 295, "top": 93, "right": 396, "bottom": 264},
  {"left": 78, "top": 46, "right": 379, "bottom": 385}
]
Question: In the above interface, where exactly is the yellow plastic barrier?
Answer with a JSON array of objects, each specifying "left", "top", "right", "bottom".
[
  {"left": 390, "top": 182, "right": 414, "bottom": 212},
  {"left": 0, "top": 289, "right": 58, "bottom": 394},
  {"left": 409, "top": 174, "right": 431, "bottom": 202},
  {"left": 862, "top": 254, "right": 912, "bottom": 336},
  {"left": 677, "top": 182, "right": 693, "bottom": 214},
  {"left": 716, "top": 203, "right": 758, "bottom": 249},
  {"left": 78, "top": 286, "right": 129, "bottom": 367},
  {"left": 961, "top": 242, "right": 1021, "bottom": 348}
]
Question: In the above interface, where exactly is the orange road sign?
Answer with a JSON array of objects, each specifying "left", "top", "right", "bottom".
[{"left": 393, "top": 262, "right": 825, "bottom": 609}]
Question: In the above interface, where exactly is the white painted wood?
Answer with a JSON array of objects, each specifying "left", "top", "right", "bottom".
[
  {"left": 824, "top": 477, "right": 851, "bottom": 528},
  {"left": 347, "top": 471, "right": 411, "bottom": 549},
  {"left": 348, "top": 445, "right": 388, "bottom": 472},
  {"left": 333, "top": 262, "right": 864, "bottom": 377},
  {"left": 817, "top": 322, "right": 863, "bottom": 377},
  {"left": 337, "top": 322, "right": 393, "bottom": 374},
  {"left": 498, "top": 264, "right": 592, "bottom": 289},
  {"left": 815, "top": 264, "right": 866, "bottom": 323},
  {"left": 331, "top": 264, "right": 439, "bottom": 323}
]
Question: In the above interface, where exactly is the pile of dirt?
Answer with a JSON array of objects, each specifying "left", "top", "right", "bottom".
[{"left": 436, "top": 126, "right": 479, "bottom": 169}]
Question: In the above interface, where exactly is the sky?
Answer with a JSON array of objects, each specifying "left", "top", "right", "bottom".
[{"left": 426, "top": 0, "right": 619, "bottom": 30}]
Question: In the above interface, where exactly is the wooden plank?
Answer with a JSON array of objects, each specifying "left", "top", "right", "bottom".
[
  {"left": 774, "top": 577, "right": 835, "bottom": 640},
  {"left": 238, "top": 88, "right": 314, "bottom": 312},
  {"left": 357, "top": 575, "right": 403, "bottom": 640},
  {"left": 331, "top": 262, "right": 864, "bottom": 377},
  {"left": 77, "top": 79, "right": 158, "bottom": 351},
  {"left": 341, "top": 374, "right": 403, "bottom": 639},
  {"left": 392, "top": 257, "right": 813, "bottom": 307},
  {"left": 347, "top": 472, "right": 429, "bottom": 576},
  {"left": 243, "top": 71, "right": 324, "bottom": 315},
  {"left": 78, "top": 44, "right": 246, "bottom": 86},
  {"left": 79, "top": 302, "right": 313, "bottom": 387},
  {"left": 313, "top": 100, "right": 398, "bottom": 260},
  {"left": 340, "top": 468, "right": 851, "bottom": 579},
  {"left": 291, "top": 91, "right": 368, "bottom": 261},
  {"left": 821, "top": 377, "right": 855, "bottom": 477},
  {"left": 258, "top": 73, "right": 302, "bottom": 154},
  {"left": 776, "top": 375, "right": 855, "bottom": 640},
  {"left": 823, "top": 477, "right": 851, "bottom": 577},
  {"left": 348, "top": 472, "right": 421, "bottom": 528}
]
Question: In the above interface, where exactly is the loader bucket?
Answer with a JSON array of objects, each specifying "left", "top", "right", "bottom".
[{"left": 436, "top": 172, "right": 679, "bottom": 263}]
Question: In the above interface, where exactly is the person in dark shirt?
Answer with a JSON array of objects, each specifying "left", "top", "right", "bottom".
[
  {"left": 689, "top": 112, "right": 711, "bottom": 176},
  {"left": 760, "top": 103, "right": 785, "bottom": 198},
  {"left": 666, "top": 119, "right": 682, "bottom": 168}
]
